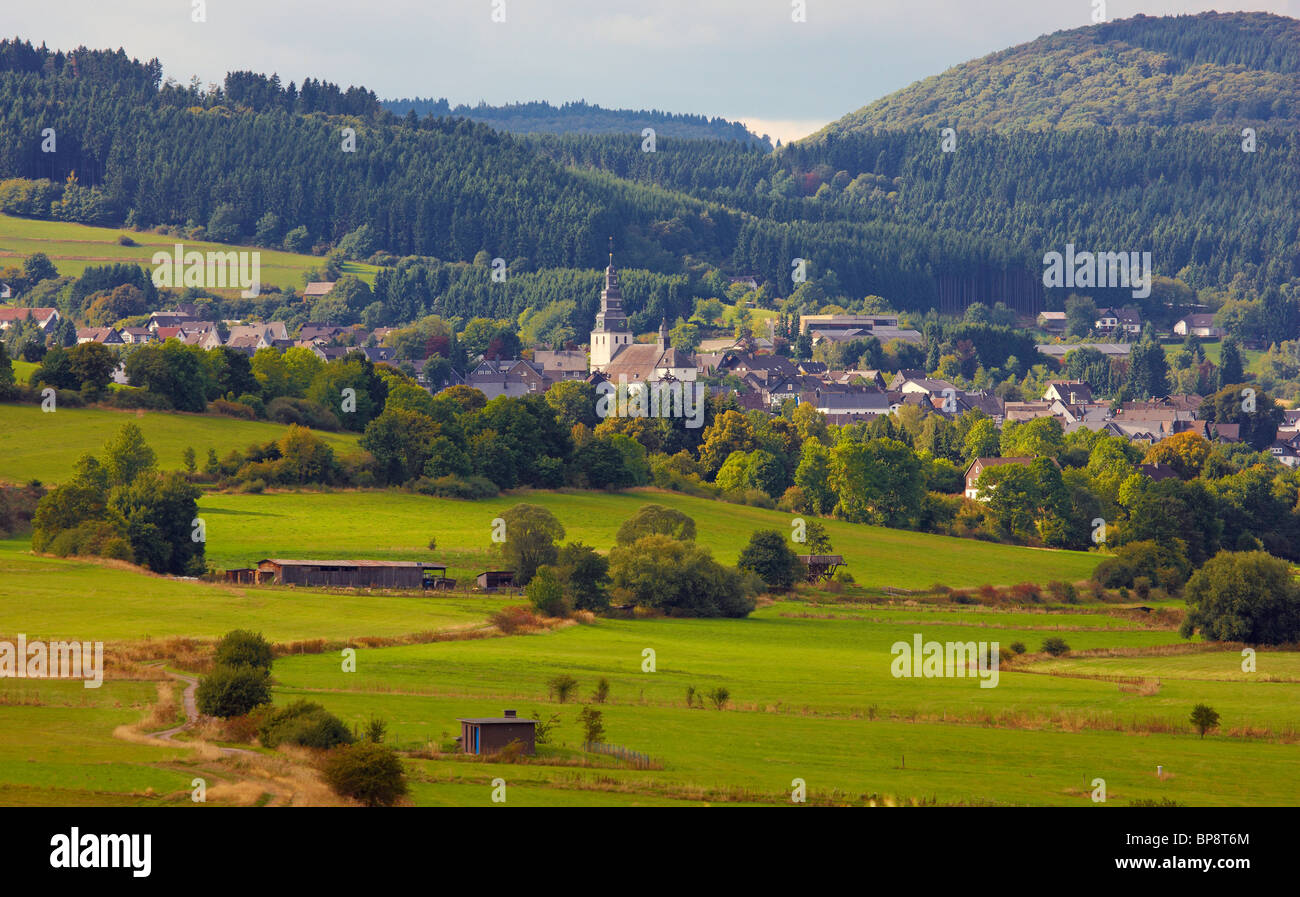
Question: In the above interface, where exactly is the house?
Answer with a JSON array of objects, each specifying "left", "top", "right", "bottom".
[
  {"left": 813, "top": 390, "right": 891, "bottom": 418},
  {"left": 1043, "top": 380, "right": 1093, "bottom": 405},
  {"left": 154, "top": 326, "right": 185, "bottom": 342},
  {"left": 76, "top": 327, "right": 124, "bottom": 345},
  {"left": 255, "top": 559, "right": 447, "bottom": 589},
  {"left": 1214, "top": 423, "right": 1242, "bottom": 443},
  {"left": 1036, "top": 343, "right": 1133, "bottom": 360},
  {"left": 147, "top": 311, "right": 199, "bottom": 331},
  {"left": 476, "top": 570, "right": 516, "bottom": 591},
  {"left": 1037, "top": 311, "right": 1067, "bottom": 333},
  {"left": 465, "top": 358, "right": 546, "bottom": 399},
  {"left": 798, "top": 314, "right": 900, "bottom": 334},
  {"left": 1095, "top": 307, "right": 1143, "bottom": 335},
  {"left": 120, "top": 327, "right": 156, "bottom": 345},
  {"left": 729, "top": 275, "right": 760, "bottom": 291},
  {"left": 0, "top": 306, "right": 60, "bottom": 331},
  {"left": 1173, "top": 314, "right": 1223, "bottom": 339},
  {"left": 299, "top": 323, "right": 347, "bottom": 342},
  {"left": 1138, "top": 462, "right": 1181, "bottom": 481},
  {"left": 0, "top": 283, "right": 10, "bottom": 299},
  {"left": 457, "top": 710, "right": 536, "bottom": 755},
  {"left": 303, "top": 281, "right": 335, "bottom": 299},
  {"left": 1002, "top": 401, "right": 1057, "bottom": 423},
  {"left": 964, "top": 457, "right": 1034, "bottom": 501},
  {"left": 533, "top": 349, "right": 589, "bottom": 382},
  {"left": 358, "top": 346, "right": 395, "bottom": 365}
]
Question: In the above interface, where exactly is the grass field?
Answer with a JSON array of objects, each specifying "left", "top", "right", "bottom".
[
  {"left": 195, "top": 487, "right": 1102, "bottom": 589},
  {"left": 1163, "top": 339, "right": 1263, "bottom": 374},
  {"left": 0, "top": 403, "right": 358, "bottom": 484},
  {"left": 0, "top": 213, "right": 378, "bottom": 292}
]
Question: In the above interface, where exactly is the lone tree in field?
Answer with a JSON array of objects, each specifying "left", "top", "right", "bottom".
[
  {"left": 1180, "top": 550, "right": 1300, "bottom": 645},
  {"left": 196, "top": 665, "right": 271, "bottom": 718},
  {"left": 213, "top": 629, "right": 273, "bottom": 672},
  {"left": 495, "top": 503, "right": 565, "bottom": 585},
  {"left": 1190, "top": 704, "right": 1220, "bottom": 739},
  {"left": 737, "top": 529, "right": 804, "bottom": 591},
  {"left": 525, "top": 565, "right": 568, "bottom": 617},
  {"left": 322, "top": 742, "right": 409, "bottom": 807},
  {"left": 1041, "top": 637, "right": 1071, "bottom": 657},
  {"left": 548, "top": 674, "right": 579, "bottom": 703},
  {"left": 578, "top": 706, "right": 605, "bottom": 745},
  {"left": 615, "top": 504, "right": 696, "bottom": 544}
]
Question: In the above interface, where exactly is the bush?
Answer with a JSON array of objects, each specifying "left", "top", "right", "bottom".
[
  {"left": 489, "top": 605, "right": 542, "bottom": 634},
  {"left": 1040, "top": 637, "right": 1070, "bottom": 657},
  {"left": 258, "top": 700, "right": 354, "bottom": 749},
  {"left": 737, "top": 529, "right": 804, "bottom": 591},
  {"left": 548, "top": 674, "right": 579, "bottom": 703},
  {"left": 213, "top": 629, "right": 273, "bottom": 671},
  {"left": 1009, "top": 641, "right": 1027, "bottom": 654},
  {"left": 196, "top": 665, "right": 271, "bottom": 718},
  {"left": 526, "top": 565, "right": 569, "bottom": 617},
  {"left": 108, "top": 387, "right": 173, "bottom": 410},
  {"left": 1180, "top": 550, "right": 1300, "bottom": 644},
  {"left": 321, "top": 742, "right": 408, "bottom": 807},
  {"left": 409, "top": 474, "right": 499, "bottom": 499},
  {"left": 1190, "top": 703, "right": 1220, "bottom": 738},
  {"left": 706, "top": 686, "right": 730, "bottom": 710},
  {"left": 209, "top": 398, "right": 257, "bottom": 420},
  {"left": 591, "top": 677, "right": 609, "bottom": 704},
  {"left": 266, "top": 396, "right": 342, "bottom": 431},
  {"left": 578, "top": 706, "right": 605, "bottom": 744}
]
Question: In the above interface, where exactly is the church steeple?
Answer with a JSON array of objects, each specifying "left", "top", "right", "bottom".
[
  {"left": 657, "top": 317, "right": 669, "bottom": 350},
  {"left": 594, "top": 245, "right": 629, "bottom": 333},
  {"left": 589, "top": 238, "right": 634, "bottom": 371}
]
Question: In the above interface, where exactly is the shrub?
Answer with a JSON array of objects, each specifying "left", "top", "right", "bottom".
[
  {"left": 213, "top": 629, "right": 273, "bottom": 672},
  {"left": 706, "top": 687, "right": 730, "bottom": 710},
  {"left": 1190, "top": 703, "right": 1220, "bottom": 739},
  {"left": 266, "top": 396, "right": 342, "bottom": 431},
  {"left": 196, "top": 665, "right": 271, "bottom": 718},
  {"left": 1180, "top": 550, "right": 1300, "bottom": 644},
  {"left": 525, "top": 565, "right": 569, "bottom": 617},
  {"left": 1009, "top": 641, "right": 1026, "bottom": 654},
  {"left": 737, "top": 529, "right": 804, "bottom": 591},
  {"left": 548, "top": 674, "right": 579, "bottom": 703},
  {"left": 321, "top": 742, "right": 408, "bottom": 807},
  {"left": 489, "top": 605, "right": 542, "bottom": 634},
  {"left": 209, "top": 398, "right": 257, "bottom": 419},
  {"left": 591, "top": 677, "right": 609, "bottom": 704},
  {"left": 578, "top": 706, "right": 605, "bottom": 744},
  {"left": 108, "top": 386, "right": 172, "bottom": 410},
  {"left": 531, "top": 710, "right": 560, "bottom": 745},
  {"left": 258, "top": 700, "right": 354, "bottom": 749},
  {"left": 408, "top": 474, "right": 499, "bottom": 499},
  {"left": 1040, "top": 637, "right": 1070, "bottom": 657}
]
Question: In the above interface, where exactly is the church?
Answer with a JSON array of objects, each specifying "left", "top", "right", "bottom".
[{"left": 588, "top": 251, "right": 696, "bottom": 387}]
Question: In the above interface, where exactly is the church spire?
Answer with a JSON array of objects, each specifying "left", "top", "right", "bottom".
[{"left": 595, "top": 240, "right": 628, "bottom": 333}]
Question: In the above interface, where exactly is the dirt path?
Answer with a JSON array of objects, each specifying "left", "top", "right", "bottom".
[{"left": 148, "top": 670, "right": 257, "bottom": 756}]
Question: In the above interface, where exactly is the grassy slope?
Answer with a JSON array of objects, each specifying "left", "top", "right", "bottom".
[
  {"left": 0, "top": 213, "right": 378, "bottom": 291},
  {"left": 195, "top": 488, "right": 1101, "bottom": 589},
  {"left": 0, "top": 403, "right": 358, "bottom": 484}
]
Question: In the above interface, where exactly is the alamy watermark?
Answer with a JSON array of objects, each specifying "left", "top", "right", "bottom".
[
  {"left": 152, "top": 243, "right": 261, "bottom": 298},
  {"left": 1042, "top": 243, "right": 1152, "bottom": 299},
  {"left": 595, "top": 378, "right": 707, "bottom": 428},
  {"left": 0, "top": 635, "right": 104, "bottom": 688},
  {"left": 890, "top": 633, "right": 999, "bottom": 688}
]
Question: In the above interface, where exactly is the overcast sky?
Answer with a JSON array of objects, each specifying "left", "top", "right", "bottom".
[{"left": 16, "top": 0, "right": 1300, "bottom": 142}]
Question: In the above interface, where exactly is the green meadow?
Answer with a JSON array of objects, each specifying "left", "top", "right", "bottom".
[
  {"left": 0, "top": 212, "right": 378, "bottom": 291},
  {"left": 196, "top": 488, "right": 1102, "bottom": 589},
  {"left": 0, "top": 402, "right": 358, "bottom": 484}
]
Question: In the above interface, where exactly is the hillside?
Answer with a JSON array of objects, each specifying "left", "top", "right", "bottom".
[
  {"left": 815, "top": 12, "right": 1300, "bottom": 136},
  {"left": 382, "top": 98, "right": 770, "bottom": 147}
]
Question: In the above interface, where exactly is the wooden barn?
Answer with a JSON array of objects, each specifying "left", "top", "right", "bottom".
[
  {"left": 476, "top": 570, "right": 516, "bottom": 591},
  {"left": 255, "top": 559, "right": 446, "bottom": 589},
  {"left": 796, "top": 554, "right": 846, "bottom": 583},
  {"left": 457, "top": 710, "right": 536, "bottom": 755}
]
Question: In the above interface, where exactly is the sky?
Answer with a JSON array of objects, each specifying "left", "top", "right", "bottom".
[{"left": 15, "top": 0, "right": 1300, "bottom": 143}]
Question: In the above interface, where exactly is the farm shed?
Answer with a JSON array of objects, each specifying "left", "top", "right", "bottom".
[
  {"left": 797, "top": 554, "right": 845, "bottom": 583},
  {"left": 457, "top": 710, "right": 536, "bottom": 755},
  {"left": 255, "top": 559, "right": 444, "bottom": 589},
  {"left": 224, "top": 568, "right": 257, "bottom": 585},
  {"left": 476, "top": 570, "right": 516, "bottom": 591}
]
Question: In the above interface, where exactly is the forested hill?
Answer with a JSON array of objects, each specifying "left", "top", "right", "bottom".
[
  {"left": 382, "top": 98, "right": 770, "bottom": 147},
  {"left": 0, "top": 27, "right": 1297, "bottom": 321},
  {"left": 814, "top": 11, "right": 1300, "bottom": 136}
]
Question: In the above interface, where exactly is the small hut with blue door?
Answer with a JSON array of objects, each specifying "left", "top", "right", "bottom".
[{"left": 457, "top": 710, "right": 537, "bottom": 755}]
